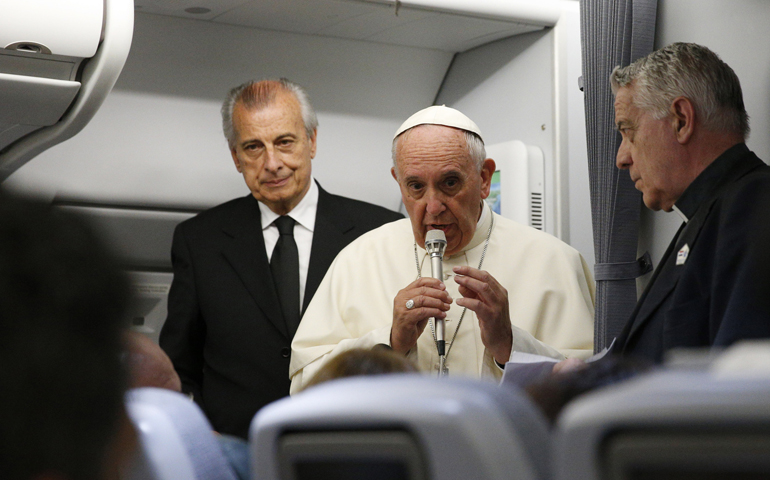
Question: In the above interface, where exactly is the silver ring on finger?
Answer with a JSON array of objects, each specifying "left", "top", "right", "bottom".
[{"left": 406, "top": 299, "right": 415, "bottom": 310}]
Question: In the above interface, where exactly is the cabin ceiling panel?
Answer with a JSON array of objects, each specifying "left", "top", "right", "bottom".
[
  {"left": 367, "top": 15, "right": 542, "bottom": 52},
  {"left": 131, "top": 0, "right": 250, "bottom": 20},
  {"left": 314, "top": 6, "right": 435, "bottom": 41},
  {"left": 116, "top": 12, "right": 454, "bottom": 118},
  {"left": 132, "top": 0, "right": 548, "bottom": 52},
  {"left": 211, "top": 0, "right": 378, "bottom": 35}
]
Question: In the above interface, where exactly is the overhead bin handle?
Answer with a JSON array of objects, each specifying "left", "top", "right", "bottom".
[{"left": 5, "top": 41, "right": 52, "bottom": 55}]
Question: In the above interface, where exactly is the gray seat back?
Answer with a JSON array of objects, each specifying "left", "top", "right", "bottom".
[
  {"left": 250, "top": 375, "right": 551, "bottom": 480},
  {"left": 123, "top": 387, "right": 239, "bottom": 480}
]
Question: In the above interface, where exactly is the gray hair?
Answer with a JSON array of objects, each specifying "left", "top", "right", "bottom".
[
  {"left": 221, "top": 78, "right": 319, "bottom": 149},
  {"left": 610, "top": 42, "right": 749, "bottom": 139},
  {"left": 391, "top": 127, "right": 486, "bottom": 178}
]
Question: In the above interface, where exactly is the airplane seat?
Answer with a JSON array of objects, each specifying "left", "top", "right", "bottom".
[
  {"left": 249, "top": 374, "right": 551, "bottom": 480},
  {"left": 553, "top": 342, "right": 770, "bottom": 480},
  {"left": 123, "top": 387, "right": 239, "bottom": 480}
]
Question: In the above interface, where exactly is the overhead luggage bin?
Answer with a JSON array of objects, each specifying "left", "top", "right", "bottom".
[
  {"left": 0, "top": 0, "right": 134, "bottom": 181},
  {"left": 0, "top": 0, "right": 103, "bottom": 58}
]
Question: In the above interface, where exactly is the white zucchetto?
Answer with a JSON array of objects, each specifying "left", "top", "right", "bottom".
[{"left": 394, "top": 105, "right": 483, "bottom": 141}]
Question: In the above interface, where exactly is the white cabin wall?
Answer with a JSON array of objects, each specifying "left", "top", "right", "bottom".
[
  {"left": 433, "top": 4, "right": 595, "bottom": 268},
  {"left": 559, "top": 4, "right": 593, "bottom": 270},
  {"left": 638, "top": 0, "right": 770, "bottom": 280},
  {"left": 4, "top": 12, "right": 454, "bottom": 212},
  {"left": 435, "top": 30, "right": 556, "bottom": 223}
]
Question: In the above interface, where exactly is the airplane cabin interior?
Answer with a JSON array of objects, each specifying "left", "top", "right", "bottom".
[{"left": 2, "top": 0, "right": 770, "bottom": 479}]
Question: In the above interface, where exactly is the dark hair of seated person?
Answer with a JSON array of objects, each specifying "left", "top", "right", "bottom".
[
  {"left": 301, "top": 345, "right": 418, "bottom": 391},
  {"left": 0, "top": 192, "right": 134, "bottom": 480},
  {"left": 523, "top": 355, "right": 653, "bottom": 425},
  {"left": 123, "top": 329, "right": 182, "bottom": 392}
]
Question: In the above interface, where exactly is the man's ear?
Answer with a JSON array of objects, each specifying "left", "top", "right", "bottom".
[
  {"left": 231, "top": 149, "right": 243, "bottom": 173},
  {"left": 479, "top": 158, "right": 496, "bottom": 199},
  {"left": 671, "top": 96, "right": 695, "bottom": 144},
  {"left": 391, "top": 166, "right": 398, "bottom": 182},
  {"left": 309, "top": 128, "right": 318, "bottom": 159}
]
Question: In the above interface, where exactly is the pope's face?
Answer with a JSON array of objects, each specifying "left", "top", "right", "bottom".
[
  {"left": 230, "top": 90, "right": 316, "bottom": 215},
  {"left": 392, "top": 125, "right": 493, "bottom": 256}
]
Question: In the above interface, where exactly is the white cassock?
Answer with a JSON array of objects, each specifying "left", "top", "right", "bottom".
[{"left": 290, "top": 203, "right": 595, "bottom": 393}]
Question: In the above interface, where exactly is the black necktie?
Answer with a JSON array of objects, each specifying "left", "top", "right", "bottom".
[{"left": 270, "top": 216, "right": 301, "bottom": 337}]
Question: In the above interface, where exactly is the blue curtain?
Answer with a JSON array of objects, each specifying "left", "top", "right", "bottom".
[{"left": 580, "top": 0, "right": 657, "bottom": 351}]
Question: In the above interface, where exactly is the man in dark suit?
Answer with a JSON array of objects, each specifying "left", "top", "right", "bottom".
[
  {"left": 609, "top": 42, "right": 770, "bottom": 362},
  {"left": 159, "top": 78, "right": 402, "bottom": 438}
]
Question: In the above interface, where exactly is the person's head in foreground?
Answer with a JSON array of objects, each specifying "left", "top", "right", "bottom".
[
  {"left": 302, "top": 345, "right": 418, "bottom": 391},
  {"left": 0, "top": 192, "right": 135, "bottom": 480},
  {"left": 525, "top": 355, "right": 652, "bottom": 425}
]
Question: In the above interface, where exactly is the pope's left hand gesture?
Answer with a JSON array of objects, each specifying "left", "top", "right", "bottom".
[{"left": 452, "top": 265, "right": 513, "bottom": 365}]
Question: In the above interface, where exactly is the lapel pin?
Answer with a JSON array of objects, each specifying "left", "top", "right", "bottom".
[{"left": 676, "top": 243, "right": 690, "bottom": 266}]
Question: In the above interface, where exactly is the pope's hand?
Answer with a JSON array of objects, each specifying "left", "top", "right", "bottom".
[
  {"left": 391, "top": 277, "right": 452, "bottom": 354},
  {"left": 452, "top": 265, "right": 513, "bottom": 364}
]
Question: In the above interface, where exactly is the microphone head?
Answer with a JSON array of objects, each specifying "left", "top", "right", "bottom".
[
  {"left": 425, "top": 229, "right": 447, "bottom": 256},
  {"left": 425, "top": 229, "right": 447, "bottom": 244}
]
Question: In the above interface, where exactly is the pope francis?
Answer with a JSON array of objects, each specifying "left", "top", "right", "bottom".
[{"left": 290, "top": 105, "right": 595, "bottom": 392}]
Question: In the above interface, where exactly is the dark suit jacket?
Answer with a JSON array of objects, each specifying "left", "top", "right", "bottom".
[
  {"left": 159, "top": 183, "right": 402, "bottom": 438},
  {"left": 615, "top": 144, "right": 770, "bottom": 363}
]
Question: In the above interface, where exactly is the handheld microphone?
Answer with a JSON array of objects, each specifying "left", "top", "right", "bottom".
[{"left": 425, "top": 230, "right": 448, "bottom": 370}]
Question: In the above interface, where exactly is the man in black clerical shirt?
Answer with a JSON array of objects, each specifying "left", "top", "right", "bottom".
[{"left": 607, "top": 42, "right": 770, "bottom": 362}]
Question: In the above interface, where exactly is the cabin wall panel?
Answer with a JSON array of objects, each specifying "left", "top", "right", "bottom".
[
  {"left": 437, "top": 30, "right": 556, "bottom": 166},
  {"left": 434, "top": 8, "right": 594, "bottom": 267}
]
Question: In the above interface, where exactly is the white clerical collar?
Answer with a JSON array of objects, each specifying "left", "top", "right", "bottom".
[
  {"left": 672, "top": 204, "right": 689, "bottom": 223},
  {"left": 259, "top": 177, "right": 318, "bottom": 231}
]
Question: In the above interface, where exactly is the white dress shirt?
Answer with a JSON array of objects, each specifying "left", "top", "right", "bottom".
[{"left": 259, "top": 178, "right": 318, "bottom": 310}]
